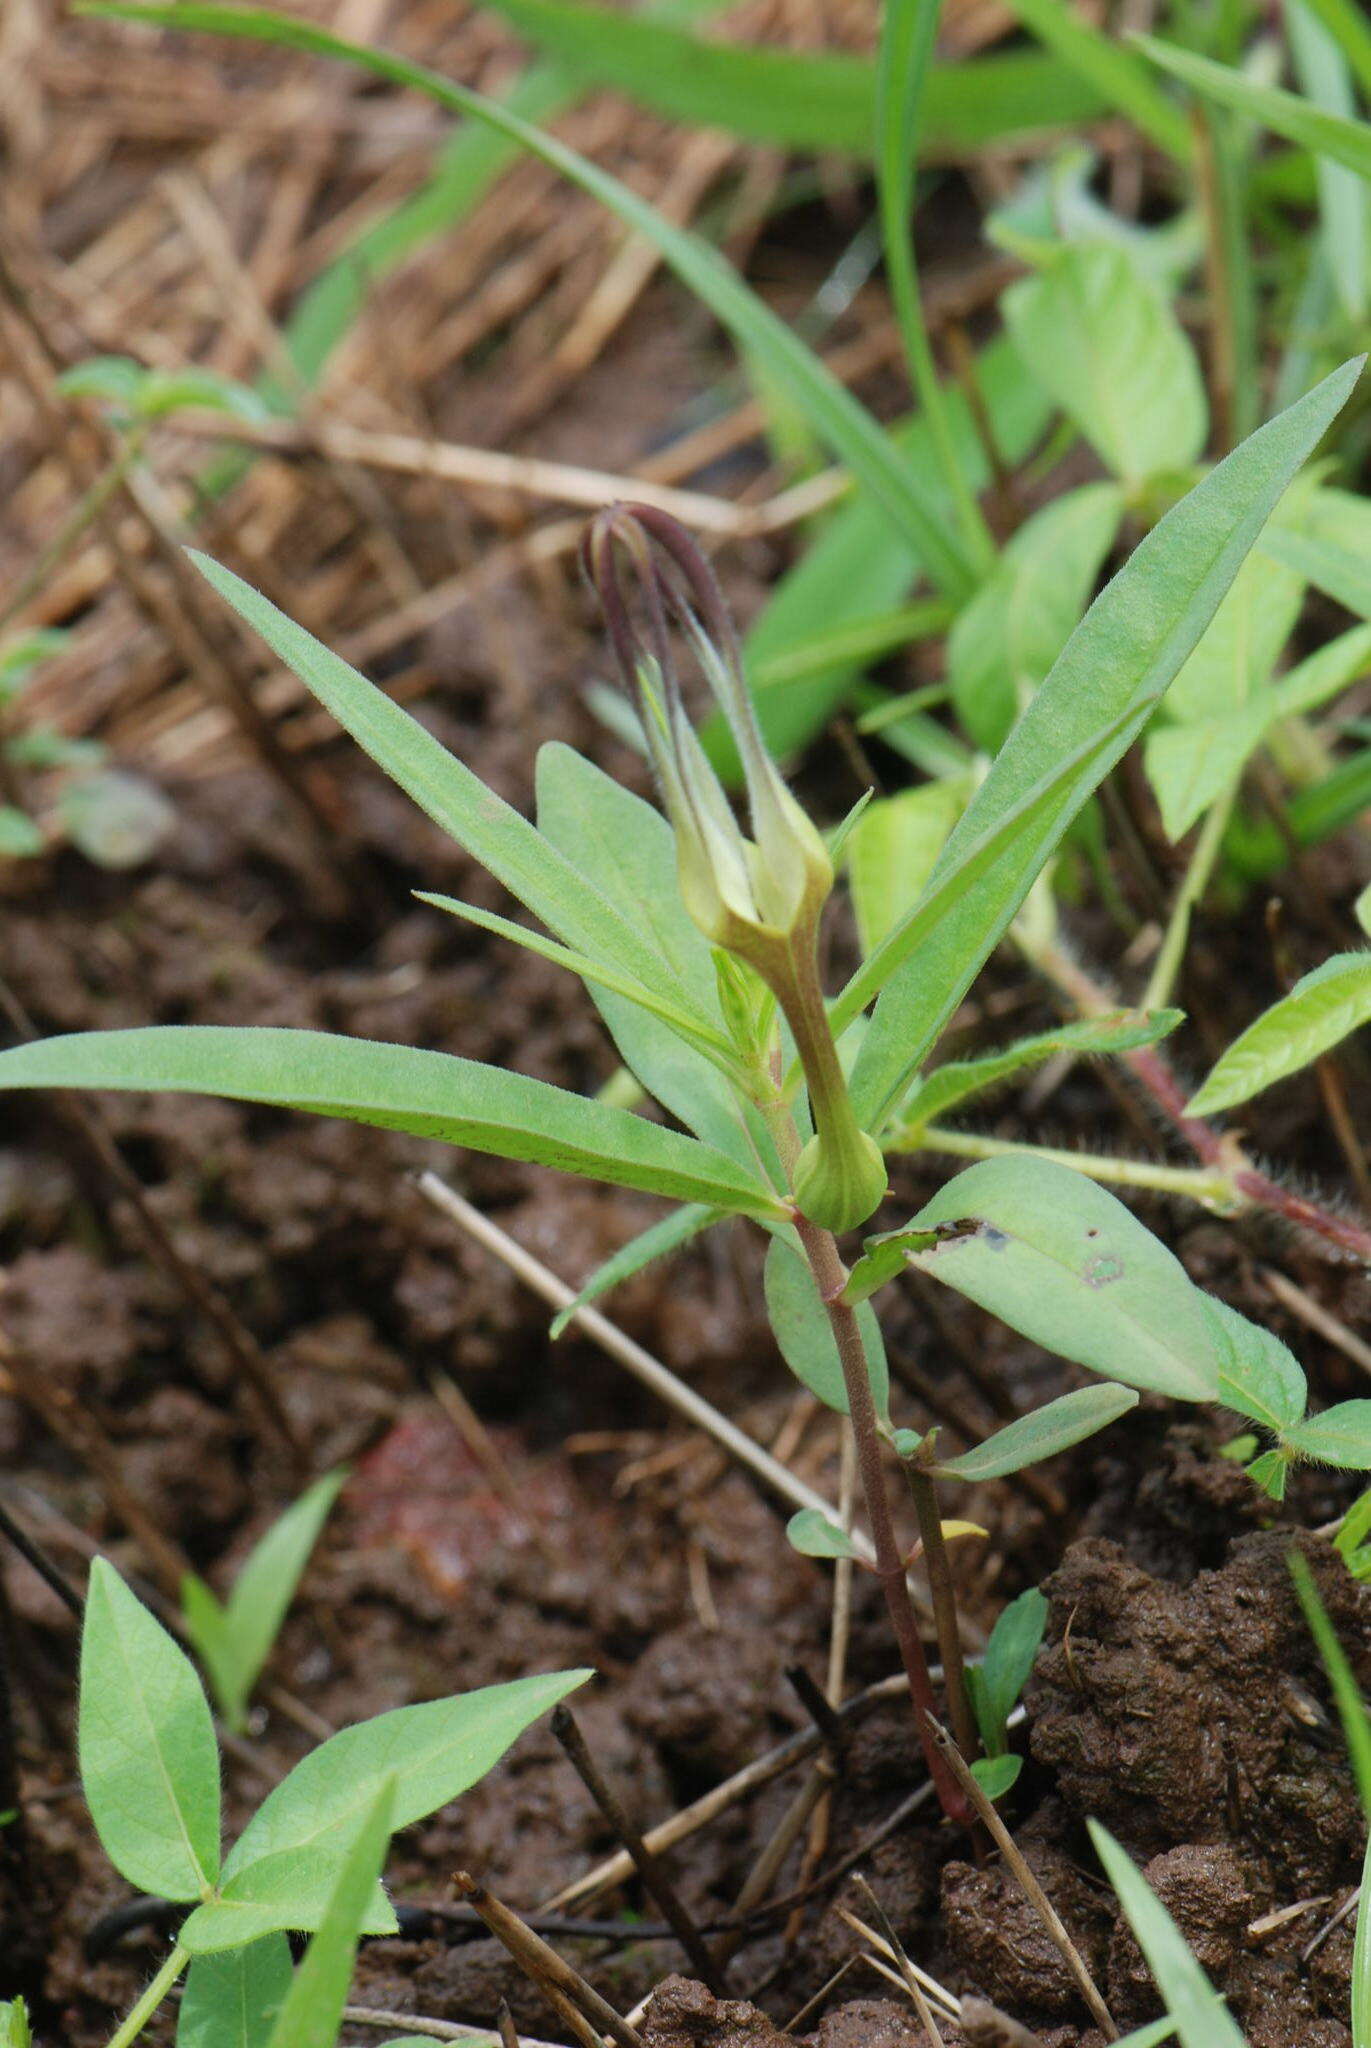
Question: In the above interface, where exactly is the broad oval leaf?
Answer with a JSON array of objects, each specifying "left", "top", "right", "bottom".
[
  {"left": 893, "top": 1157, "right": 1220, "bottom": 1401},
  {"left": 1187, "top": 951, "right": 1371, "bottom": 1114},
  {"left": 181, "top": 1668, "right": 588, "bottom": 1952},
  {"left": 764, "top": 1235, "right": 889, "bottom": 1421},
  {"left": 846, "top": 356, "right": 1363, "bottom": 1133},
  {"left": 79, "top": 1558, "right": 221, "bottom": 1901},
  {"left": 786, "top": 1509, "right": 859, "bottom": 1561},
  {"left": 969, "top": 1753, "right": 1023, "bottom": 1800},
  {"left": 0, "top": 1027, "right": 783, "bottom": 1217},
  {"left": 1001, "top": 242, "right": 1207, "bottom": 486},
  {"left": 1287, "top": 1401, "right": 1371, "bottom": 1470},
  {"left": 846, "top": 782, "right": 965, "bottom": 959},
  {"left": 933, "top": 1383, "right": 1139, "bottom": 1483},
  {"left": 178, "top": 1936, "right": 293, "bottom": 2048}
]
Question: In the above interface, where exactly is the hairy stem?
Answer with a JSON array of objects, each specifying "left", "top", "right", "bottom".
[
  {"left": 792, "top": 1216, "right": 971, "bottom": 1828},
  {"left": 902, "top": 1124, "right": 1238, "bottom": 1208},
  {"left": 104, "top": 1943, "right": 188, "bottom": 2048}
]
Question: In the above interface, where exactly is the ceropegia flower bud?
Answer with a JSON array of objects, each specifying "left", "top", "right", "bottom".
[
  {"left": 584, "top": 506, "right": 885, "bottom": 1233},
  {"left": 582, "top": 505, "right": 832, "bottom": 960}
]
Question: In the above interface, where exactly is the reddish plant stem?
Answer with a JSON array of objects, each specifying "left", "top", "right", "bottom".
[
  {"left": 792, "top": 1215, "right": 971, "bottom": 1829},
  {"left": 905, "top": 1465, "right": 980, "bottom": 1767}
]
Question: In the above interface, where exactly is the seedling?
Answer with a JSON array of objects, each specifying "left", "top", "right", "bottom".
[
  {"left": 77, "top": 1557, "right": 587, "bottom": 2045},
  {"left": 180, "top": 1467, "right": 347, "bottom": 1733},
  {"left": 0, "top": 2001, "right": 31, "bottom": 2048},
  {"left": 963, "top": 1587, "right": 1048, "bottom": 1800},
  {"left": 5, "top": 368, "right": 1371, "bottom": 1834}
]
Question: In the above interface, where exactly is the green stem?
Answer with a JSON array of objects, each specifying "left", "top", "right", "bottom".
[
  {"left": 876, "top": 3, "right": 995, "bottom": 578},
  {"left": 104, "top": 1943, "right": 189, "bottom": 2048},
  {"left": 1143, "top": 777, "right": 1239, "bottom": 1013},
  {"left": 900, "top": 1124, "right": 1238, "bottom": 1210}
]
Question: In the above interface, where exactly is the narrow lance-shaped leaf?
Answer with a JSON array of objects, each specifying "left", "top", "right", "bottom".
[
  {"left": 1089, "top": 1822, "right": 1247, "bottom": 2048},
  {"left": 865, "top": 1157, "right": 1220, "bottom": 1402},
  {"left": 845, "top": 355, "right": 1362, "bottom": 1133},
  {"left": 265, "top": 1777, "right": 396, "bottom": 2048},
  {"left": 92, "top": 3, "right": 980, "bottom": 599},
  {"left": 895, "top": 1009, "right": 1182, "bottom": 1134},
  {"left": 182, "top": 1667, "right": 590, "bottom": 1952},
  {"left": 79, "top": 1559, "right": 221, "bottom": 1902},
  {"left": 1003, "top": 0, "right": 1193, "bottom": 157},
  {"left": 967, "top": 1586, "right": 1048, "bottom": 1753},
  {"left": 550, "top": 1203, "right": 722, "bottom": 1339},
  {"left": 1137, "top": 33, "right": 1371, "bottom": 186},
  {"left": 476, "top": 0, "right": 1108, "bottom": 154},
  {"left": 0, "top": 1028, "right": 784, "bottom": 1217},
  {"left": 1187, "top": 951, "right": 1371, "bottom": 1114},
  {"left": 187, "top": 553, "right": 706, "bottom": 1026},
  {"left": 183, "top": 1469, "right": 348, "bottom": 1734},
  {"left": 931, "top": 1383, "right": 1140, "bottom": 1483}
]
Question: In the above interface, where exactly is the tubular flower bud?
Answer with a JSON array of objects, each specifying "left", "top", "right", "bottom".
[
  {"left": 582, "top": 505, "right": 832, "bottom": 960},
  {"left": 584, "top": 505, "right": 885, "bottom": 1234}
]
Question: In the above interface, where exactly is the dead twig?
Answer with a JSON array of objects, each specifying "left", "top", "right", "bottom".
[{"left": 453, "top": 1873, "right": 641, "bottom": 2048}]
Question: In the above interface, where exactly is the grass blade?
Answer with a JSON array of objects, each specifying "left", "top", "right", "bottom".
[
  {"left": 86, "top": 0, "right": 983, "bottom": 600},
  {"left": 1089, "top": 1822, "right": 1248, "bottom": 2048},
  {"left": 1138, "top": 33, "right": 1371, "bottom": 184},
  {"left": 1004, "top": 0, "right": 1193, "bottom": 159}
]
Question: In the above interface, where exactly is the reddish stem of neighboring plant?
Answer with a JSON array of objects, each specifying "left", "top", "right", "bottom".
[{"left": 793, "top": 1215, "right": 972, "bottom": 1829}]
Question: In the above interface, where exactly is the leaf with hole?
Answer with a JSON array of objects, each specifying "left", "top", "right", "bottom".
[
  {"left": 880, "top": 1157, "right": 1220, "bottom": 1401},
  {"left": 79, "top": 1558, "right": 221, "bottom": 1901}
]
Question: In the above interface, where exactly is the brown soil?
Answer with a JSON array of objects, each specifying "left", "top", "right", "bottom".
[{"left": 4, "top": 7, "right": 1371, "bottom": 2047}]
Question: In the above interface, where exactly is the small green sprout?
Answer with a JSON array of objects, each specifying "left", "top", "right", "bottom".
[
  {"left": 0, "top": 2000, "right": 31, "bottom": 2048},
  {"left": 964, "top": 1587, "right": 1048, "bottom": 1800},
  {"left": 78, "top": 1557, "right": 588, "bottom": 2044},
  {"left": 181, "top": 1467, "right": 347, "bottom": 1733}
]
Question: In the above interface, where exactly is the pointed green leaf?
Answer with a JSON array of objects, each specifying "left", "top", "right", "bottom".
[
  {"left": 0, "top": 1027, "right": 783, "bottom": 1215},
  {"left": 1003, "top": 0, "right": 1193, "bottom": 157},
  {"left": 969, "top": 1753, "right": 1023, "bottom": 1799},
  {"left": 178, "top": 1936, "right": 293, "bottom": 2048},
  {"left": 550, "top": 1202, "right": 721, "bottom": 1338},
  {"left": 100, "top": 6, "right": 981, "bottom": 599},
  {"left": 182, "top": 1668, "right": 588, "bottom": 1952},
  {"left": 1204, "top": 1296, "right": 1306, "bottom": 1435},
  {"left": 1288, "top": 0, "right": 1369, "bottom": 322},
  {"left": 786, "top": 1509, "right": 859, "bottom": 1561},
  {"left": 948, "top": 482, "right": 1124, "bottom": 753},
  {"left": 894, "top": 1157, "right": 1220, "bottom": 1401},
  {"left": 265, "top": 1778, "right": 396, "bottom": 2048},
  {"left": 80, "top": 1558, "right": 221, "bottom": 1901},
  {"left": 973, "top": 1586, "right": 1049, "bottom": 1750},
  {"left": 846, "top": 356, "right": 1363, "bottom": 1132},
  {"left": 1287, "top": 1401, "right": 1371, "bottom": 1471},
  {"left": 1187, "top": 951, "right": 1371, "bottom": 1113},
  {"left": 764, "top": 1235, "right": 889, "bottom": 1420},
  {"left": 896, "top": 1009, "right": 1182, "bottom": 1134},
  {"left": 1274, "top": 621, "right": 1371, "bottom": 721},
  {"left": 1143, "top": 701, "right": 1270, "bottom": 843},
  {"left": 1138, "top": 32, "right": 1371, "bottom": 186},
  {"left": 1001, "top": 242, "right": 1207, "bottom": 486},
  {"left": 188, "top": 553, "right": 703, "bottom": 1021},
  {"left": 1089, "top": 1822, "right": 1248, "bottom": 2048},
  {"left": 933, "top": 1383, "right": 1139, "bottom": 1483},
  {"left": 186, "top": 1471, "right": 347, "bottom": 1733}
]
